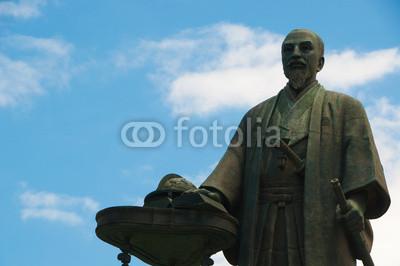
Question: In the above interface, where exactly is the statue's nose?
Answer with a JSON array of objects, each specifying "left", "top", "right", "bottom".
[{"left": 292, "top": 45, "right": 301, "bottom": 57}]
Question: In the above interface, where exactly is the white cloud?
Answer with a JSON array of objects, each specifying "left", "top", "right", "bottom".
[
  {"left": 20, "top": 190, "right": 99, "bottom": 211},
  {"left": 0, "top": 35, "right": 72, "bottom": 107},
  {"left": 211, "top": 252, "right": 231, "bottom": 266},
  {"left": 21, "top": 208, "right": 83, "bottom": 226},
  {"left": 4, "top": 34, "right": 72, "bottom": 57},
  {"left": 0, "top": 0, "right": 46, "bottom": 19},
  {"left": 115, "top": 23, "right": 400, "bottom": 116},
  {"left": 366, "top": 98, "right": 400, "bottom": 266},
  {"left": 321, "top": 48, "right": 400, "bottom": 90},
  {"left": 20, "top": 190, "right": 99, "bottom": 226},
  {"left": 370, "top": 181, "right": 400, "bottom": 266},
  {"left": 368, "top": 98, "right": 400, "bottom": 181},
  {"left": 168, "top": 66, "right": 283, "bottom": 115}
]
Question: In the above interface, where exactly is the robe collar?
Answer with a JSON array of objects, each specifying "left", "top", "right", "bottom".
[{"left": 274, "top": 81, "right": 320, "bottom": 145}]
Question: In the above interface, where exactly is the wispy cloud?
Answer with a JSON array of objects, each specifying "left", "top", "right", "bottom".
[
  {"left": 0, "top": 0, "right": 47, "bottom": 19},
  {"left": 21, "top": 208, "right": 84, "bottom": 225},
  {"left": 368, "top": 98, "right": 400, "bottom": 181},
  {"left": 0, "top": 34, "right": 73, "bottom": 107},
  {"left": 320, "top": 48, "right": 400, "bottom": 90},
  {"left": 4, "top": 34, "right": 71, "bottom": 57},
  {"left": 20, "top": 190, "right": 99, "bottom": 226},
  {"left": 211, "top": 252, "right": 231, "bottom": 266},
  {"left": 364, "top": 99, "right": 400, "bottom": 266},
  {"left": 114, "top": 23, "right": 400, "bottom": 116}
]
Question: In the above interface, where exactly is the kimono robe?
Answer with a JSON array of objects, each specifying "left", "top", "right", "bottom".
[{"left": 201, "top": 82, "right": 390, "bottom": 266}]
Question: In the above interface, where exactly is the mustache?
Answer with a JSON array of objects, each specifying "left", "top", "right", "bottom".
[{"left": 287, "top": 58, "right": 307, "bottom": 67}]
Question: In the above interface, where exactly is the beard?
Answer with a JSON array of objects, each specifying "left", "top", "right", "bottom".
[{"left": 284, "top": 68, "right": 309, "bottom": 90}]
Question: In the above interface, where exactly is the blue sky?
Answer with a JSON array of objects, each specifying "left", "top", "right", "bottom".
[{"left": 0, "top": 1, "right": 399, "bottom": 265}]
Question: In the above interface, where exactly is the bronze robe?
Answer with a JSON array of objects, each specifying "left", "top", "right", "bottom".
[
  {"left": 202, "top": 83, "right": 390, "bottom": 266},
  {"left": 255, "top": 83, "right": 318, "bottom": 266}
]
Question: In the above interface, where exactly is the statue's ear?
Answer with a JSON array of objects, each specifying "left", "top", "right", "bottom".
[{"left": 317, "top": 56, "right": 325, "bottom": 72}]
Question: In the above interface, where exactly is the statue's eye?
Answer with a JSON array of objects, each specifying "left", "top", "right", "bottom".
[
  {"left": 300, "top": 42, "right": 313, "bottom": 52},
  {"left": 283, "top": 44, "right": 294, "bottom": 52}
]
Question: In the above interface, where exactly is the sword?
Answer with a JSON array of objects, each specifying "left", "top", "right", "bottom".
[
  {"left": 278, "top": 139, "right": 305, "bottom": 173},
  {"left": 330, "top": 178, "right": 374, "bottom": 266}
]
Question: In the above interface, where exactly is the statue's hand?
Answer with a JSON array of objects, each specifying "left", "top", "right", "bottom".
[
  {"left": 175, "top": 187, "right": 229, "bottom": 213},
  {"left": 336, "top": 199, "right": 365, "bottom": 233}
]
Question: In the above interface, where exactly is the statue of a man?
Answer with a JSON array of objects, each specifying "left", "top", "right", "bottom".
[{"left": 195, "top": 29, "right": 391, "bottom": 266}]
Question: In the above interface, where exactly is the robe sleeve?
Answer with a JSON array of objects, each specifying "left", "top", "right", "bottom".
[
  {"left": 342, "top": 98, "right": 391, "bottom": 219},
  {"left": 200, "top": 115, "right": 247, "bottom": 212}
]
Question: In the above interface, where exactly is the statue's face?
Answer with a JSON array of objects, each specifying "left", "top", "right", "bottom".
[{"left": 282, "top": 30, "right": 324, "bottom": 90}]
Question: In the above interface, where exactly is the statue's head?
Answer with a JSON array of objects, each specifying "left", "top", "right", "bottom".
[{"left": 281, "top": 29, "right": 325, "bottom": 90}]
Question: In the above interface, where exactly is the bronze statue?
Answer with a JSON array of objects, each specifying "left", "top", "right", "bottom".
[
  {"left": 192, "top": 29, "right": 391, "bottom": 266},
  {"left": 96, "top": 29, "right": 391, "bottom": 266}
]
